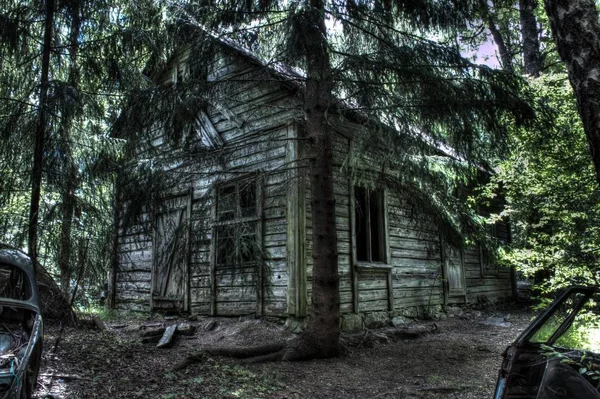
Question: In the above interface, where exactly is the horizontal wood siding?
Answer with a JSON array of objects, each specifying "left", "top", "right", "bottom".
[
  {"left": 115, "top": 207, "right": 153, "bottom": 312},
  {"left": 116, "top": 46, "right": 514, "bottom": 319},
  {"left": 387, "top": 194, "right": 444, "bottom": 311},
  {"left": 116, "top": 50, "right": 297, "bottom": 315},
  {"left": 464, "top": 247, "right": 513, "bottom": 303}
]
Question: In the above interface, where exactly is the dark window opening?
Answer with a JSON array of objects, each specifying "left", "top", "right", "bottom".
[
  {"left": 215, "top": 180, "right": 260, "bottom": 268},
  {"left": 355, "top": 187, "right": 385, "bottom": 263},
  {"left": 0, "top": 264, "right": 31, "bottom": 301}
]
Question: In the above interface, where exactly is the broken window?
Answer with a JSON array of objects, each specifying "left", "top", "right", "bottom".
[
  {"left": 355, "top": 187, "right": 386, "bottom": 263},
  {"left": 0, "top": 264, "right": 31, "bottom": 301},
  {"left": 173, "top": 61, "right": 187, "bottom": 84},
  {"left": 214, "top": 179, "right": 261, "bottom": 267}
]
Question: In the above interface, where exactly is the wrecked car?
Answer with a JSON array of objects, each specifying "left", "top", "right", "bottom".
[
  {"left": 495, "top": 286, "right": 600, "bottom": 399},
  {"left": 0, "top": 246, "right": 43, "bottom": 398}
]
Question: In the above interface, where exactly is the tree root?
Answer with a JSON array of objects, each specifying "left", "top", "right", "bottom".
[
  {"left": 340, "top": 323, "right": 438, "bottom": 349},
  {"left": 173, "top": 323, "right": 437, "bottom": 370}
]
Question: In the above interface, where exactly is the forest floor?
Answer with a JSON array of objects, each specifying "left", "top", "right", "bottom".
[{"left": 35, "top": 302, "right": 533, "bottom": 399}]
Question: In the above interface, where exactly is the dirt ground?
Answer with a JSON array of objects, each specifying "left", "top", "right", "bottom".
[{"left": 35, "top": 303, "right": 533, "bottom": 399}]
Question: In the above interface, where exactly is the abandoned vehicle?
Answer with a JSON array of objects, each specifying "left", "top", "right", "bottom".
[
  {"left": 109, "top": 36, "right": 514, "bottom": 330},
  {"left": 495, "top": 286, "right": 600, "bottom": 399},
  {"left": 0, "top": 246, "right": 43, "bottom": 399}
]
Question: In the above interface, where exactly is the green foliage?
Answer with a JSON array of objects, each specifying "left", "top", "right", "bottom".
[
  {"left": 0, "top": 0, "right": 172, "bottom": 295},
  {"left": 541, "top": 344, "right": 600, "bottom": 381},
  {"left": 486, "top": 73, "right": 600, "bottom": 293}
]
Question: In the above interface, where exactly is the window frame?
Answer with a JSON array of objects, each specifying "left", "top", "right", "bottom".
[
  {"left": 212, "top": 177, "right": 263, "bottom": 268},
  {"left": 353, "top": 186, "right": 389, "bottom": 266}
]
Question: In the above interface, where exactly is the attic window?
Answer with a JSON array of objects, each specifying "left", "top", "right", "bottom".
[
  {"left": 355, "top": 187, "right": 386, "bottom": 263},
  {"left": 173, "top": 62, "right": 186, "bottom": 83}
]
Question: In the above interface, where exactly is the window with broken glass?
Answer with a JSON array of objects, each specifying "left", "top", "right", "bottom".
[
  {"left": 354, "top": 187, "right": 387, "bottom": 264},
  {"left": 214, "top": 179, "right": 261, "bottom": 268}
]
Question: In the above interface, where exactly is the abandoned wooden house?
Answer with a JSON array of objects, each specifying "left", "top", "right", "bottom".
[{"left": 110, "top": 36, "right": 514, "bottom": 329}]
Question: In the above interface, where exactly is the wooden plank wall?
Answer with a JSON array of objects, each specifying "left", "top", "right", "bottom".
[
  {"left": 115, "top": 45, "right": 514, "bottom": 317},
  {"left": 115, "top": 49, "right": 299, "bottom": 315},
  {"left": 115, "top": 209, "right": 153, "bottom": 312},
  {"left": 464, "top": 227, "right": 513, "bottom": 303},
  {"left": 386, "top": 196, "right": 445, "bottom": 312},
  {"left": 322, "top": 130, "right": 512, "bottom": 316}
]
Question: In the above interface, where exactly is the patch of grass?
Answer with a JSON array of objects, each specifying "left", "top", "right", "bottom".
[
  {"left": 77, "top": 305, "right": 155, "bottom": 322},
  {"left": 164, "top": 358, "right": 283, "bottom": 399}
]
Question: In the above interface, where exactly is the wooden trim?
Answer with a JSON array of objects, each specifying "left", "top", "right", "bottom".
[
  {"left": 197, "top": 110, "right": 224, "bottom": 147},
  {"left": 387, "top": 272, "right": 394, "bottom": 312},
  {"left": 184, "top": 187, "right": 193, "bottom": 312},
  {"left": 460, "top": 248, "right": 468, "bottom": 303},
  {"left": 214, "top": 101, "right": 245, "bottom": 128},
  {"left": 349, "top": 180, "right": 358, "bottom": 313},
  {"left": 150, "top": 206, "right": 158, "bottom": 311},
  {"left": 382, "top": 190, "right": 393, "bottom": 311},
  {"left": 256, "top": 175, "right": 264, "bottom": 316},
  {"left": 365, "top": 190, "right": 372, "bottom": 260},
  {"left": 209, "top": 188, "right": 217, "bottom": 316},
  {"left": 355, "top": 262, "right": 393, "bottom": 272},
  {"left": 382, "top": 189, "right": 390, "bottom": 265},
  {"left": 440, "top": 235, "right": 449, "bottom": 307}
]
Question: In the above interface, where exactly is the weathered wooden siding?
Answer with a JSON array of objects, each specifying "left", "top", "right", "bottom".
[
  {"left": 115, "top": 209, "right": 153, "bottom": 312},
  {"left": 115, "top": 43, "right": 514, "bottom": 319},
  {"left": 387, "top": 196, "right": 445, "bottom": 313},
  {"left": 115, "top": 48, "right": 300, "bottom": 315}
]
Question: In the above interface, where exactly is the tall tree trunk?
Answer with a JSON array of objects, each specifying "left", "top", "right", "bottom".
[
  {"left": 59, "top": 174, "right": 76, "bottom": 294},
  {"left": 28, "top": 0, "right": 55, "bottom": 263},
  {"left": 486, "top": 11, "right": 514, "bottom": 72},
  {"left": 543, "top": 0, "right": 600, "bottom": 187},
  {"left": 520, "top": 0, "right": 542, "bottom": 76},
  {"left": 58, "top": 0, "right": 82, "bottom": 295},
  {"left": 298, "top": 0, "right": 340, "bottom": 358}
]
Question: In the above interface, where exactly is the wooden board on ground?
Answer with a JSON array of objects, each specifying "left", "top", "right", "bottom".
[{"left": 157, "top": 325, "right": 177, "bottom": 348}]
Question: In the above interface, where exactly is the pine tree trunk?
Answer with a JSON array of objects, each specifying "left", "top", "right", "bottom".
[
  {"left": 58, "top": 0, "right": 81, "bottom": 295},
  {"left": 484, "top": 2, "right": 513, "bottom": 72},
  {"left": 298, "top": 0, "right": 340, "bottom": 358},
  {"left": 59, "top": 177, "right": 76, "bottom": 294},
  {"left": 487, "top": 16, "right": 513, "bottom": 72},
  {"left": 28, "top": 0, "right": 55, "bottom": 263},
  {"left": 544, "top": 0, "right": 600, "bottom": 187},
  {"left": 520, "top": 0, "right": 542, "bottom": 76}
]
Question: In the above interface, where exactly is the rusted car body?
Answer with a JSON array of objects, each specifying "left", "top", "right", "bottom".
[
  {"left": 495, "top": 286, "right": 600, "bottom": 399},
  {"left": 0, "top": 247, "right": 43, "bottom": 398}
]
